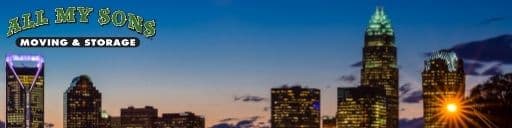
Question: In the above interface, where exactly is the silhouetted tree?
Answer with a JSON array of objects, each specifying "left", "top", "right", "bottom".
[{"left": 469, "top": 73, "right": 512, "bottom": 128}]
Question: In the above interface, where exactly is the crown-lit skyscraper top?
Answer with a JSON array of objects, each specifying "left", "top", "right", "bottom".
[
  {"left": 366, "top": 7, "right": 394, "bottom": 36},
  {"left": 425, "top": 50, "right": 460, "bottom": 72}
]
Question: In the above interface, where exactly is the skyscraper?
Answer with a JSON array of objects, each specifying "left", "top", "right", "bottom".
[
  {"left": 321, "top": 116, "right": 336, "bottom": 128},
  {"left": 109, "top": 117, "right": 121, "bottom": 128},
  {"left": 64, "top": 75, "right": 102, "bottom": 128},
  {"left": 360, "top": 7, "right": 398, "bottom": 127},
  {"left": 121, "top": 106, "right": 158, "bottom": 128},
  {"left": 156, "top": 112, "right": 205, "bottom": 128},
  {"left": 6, "top": 54, "right": 45, "bottom": 128},
  {"left": 422, "top": 50, "right": 465, "bottom": 128},
  {"left": 271, "top": 86, "right": 321, "bottom": 128},
  {"left": 336, "top": 87, "right": 387, "bottom": 128}
]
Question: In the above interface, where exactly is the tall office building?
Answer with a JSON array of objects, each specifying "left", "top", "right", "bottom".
[
  {"left": 121, "top": 106, "right": 158, "bottom": 128},
  {"left": 64, "top": 75, "right": 102, "bottom": 128},
  {"left": 321, "top": 116, "right": 336, "bottom": 128},
  {"left": 360, "top": 7, "right": 398, "bottom": 127},
  {"left": 6, "top": 54, "right": 45, "bottom": 128},
  {"left": 271, "top": 86, "right": 321, "bottom": 128},
  {"left": 336, "top": 87, "right": 387, "bottom": 128},
  {"left": 109, "top": 117, "right": 121, "bottom": 128},
  {"left": 156, "top": 112, "right": 205, "bottom": 128},
  {"left": 422, "top": 50, "right": 465, "bottom": 128}
]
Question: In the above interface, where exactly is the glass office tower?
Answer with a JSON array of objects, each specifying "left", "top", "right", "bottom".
[
  {"left": 6, "top": 54, "right": 45, "bottom": 128},
  {"left": 64, "top": 75, "right": 102, "bottom": 128},
  {"left": 360, "top": 7, "right": 399, "bottom": 128},
  {"left": 422, "top": 50, "right": 465, "bottom": 128},
  {"left": 271, "top": 86, "right": 321, "bottom": 128}
]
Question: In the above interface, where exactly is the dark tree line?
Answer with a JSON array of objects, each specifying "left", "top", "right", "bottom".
[{"left": 469, "top": 73, "right": 512, "bottom": 128}]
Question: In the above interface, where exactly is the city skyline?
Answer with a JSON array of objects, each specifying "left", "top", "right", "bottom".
[{"left": 0, "top": 1, "right": 511, "bottom": 128}]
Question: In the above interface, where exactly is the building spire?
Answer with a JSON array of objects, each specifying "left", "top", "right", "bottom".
[
  {"left": 366, "top": 6, "right": 394, "bottom": 36},
  {"left": 425, "top": 49, "right": 460, "bottom": 72}
]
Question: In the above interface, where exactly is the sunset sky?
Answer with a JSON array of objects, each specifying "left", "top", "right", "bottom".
[{"left": 0, "top": 0, "right": 511, "bottom": 127}]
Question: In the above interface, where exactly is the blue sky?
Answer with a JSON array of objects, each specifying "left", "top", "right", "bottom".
[{"left": 0, "top": 0, "right": 511, "bottom": 127}]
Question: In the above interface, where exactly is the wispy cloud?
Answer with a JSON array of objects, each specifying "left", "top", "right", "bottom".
[
  {"left": 399, "top": 83, "right": 412, "bottom": 95},
  {"left": 450, "top": 35, "right": 512, "bottom": 64},
  {"left": 424, "top": 35, "right": 512, "bottom": 64},
  {"left": 423, "top": 35, "right": 512, "bottom": 76},
  {"left": 338, "top": 74, "right": 356, "bottom": 83},
  {"left": 234, "top": 95, "right": 267, "bottom": 102},
  {"left": 350, "top": 61, "right": 362, "bottom": 67},
  {"left": 477, "top": 16, "right": 510, "bottom": 26},
  {"left": 402, "top": 90, "right": 422, "bottom": 103},
  {"left": 480, "top": 63, "right": 503, "bottom": 76},
  {"left": 212, "top": 116, "right": 269, "bottom": 128}
]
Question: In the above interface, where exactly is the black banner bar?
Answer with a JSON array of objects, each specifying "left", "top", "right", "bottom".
[{"left": 16, "top": 37, "right": 140, "bottom": 48}]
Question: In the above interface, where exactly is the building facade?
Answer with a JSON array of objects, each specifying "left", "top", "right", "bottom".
[
  {"left": 121, "top": 106, "right": 158, "bottom": 128},
  {"left": 271, "top": 86, "right": 321, "bottom": 128},
  {"left": 336, "top": 87, "right": 387, "bottom": 128},
  {"left": 422, "top": 50, "right": 465, "bottom": 128},
  {"left": 156, "top": 112, "right": 205, "bottom": 128},
  {"left": 109, "top": 117, "right": 121, "bottom": 128},
  {"left": 322, "top": 116, "right": 336, "bottom": 128},
  {"left": 6, "top": 55, "right": 45, "bottom": 128},
  {"left": 100, "top": 110, "right": 111, "bottom": 128},
  {"left": 360, "top": 7, "right": 399, "bottom": 128},
  {"left": 64, "top": 75, "right": 102, "bottom": 128}
]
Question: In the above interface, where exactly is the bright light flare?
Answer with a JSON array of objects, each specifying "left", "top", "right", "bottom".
[
  {"left": 446, "top": 103, "right": 458, "bottom": 113},
  {"left": 431, "top": 96, "right": 497, "bottom": 128}
]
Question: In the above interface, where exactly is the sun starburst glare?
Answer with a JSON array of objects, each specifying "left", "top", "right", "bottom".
[
  {"left": 446, "top": 103, "right": 457, "bottom": 113},
  {"left": 428, "top": 95, "right": 498, "bottom": 128}
]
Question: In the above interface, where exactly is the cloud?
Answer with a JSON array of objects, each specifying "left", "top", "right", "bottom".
[
  {"left": 338, "top": 75, "right": 356, "bottom": 83},
  {"left": 263, "top": 107, "right": 269, "bottom": 112},
  {"left": 234, "top": 95, "right": 267, "bottom": 102},
  {"left": 399, "top": 83, "right": 412, "bottom": 95},
  {"left": 402, "top": 90, "right": 422, "bottom": 103},
  {"left": 399, "top": 117, "right": 424, "bottom": 128},
  {"left": 477, "top": 16, "right": 509, "bottom": 26},
  {"left": 211, "top": 123, "right": 232, "bottom": 128},
  {"left": 211, "top": 116, "right": 269, "bottom": 128},
  {"left": 480, "top": 64, "right": 503, "bottom": 76},
  {"left": 235, "top": 116, "right": 260, "bottom": 128},
  {"left": 219, "top": 118, "right": 238, "bottom": 122},
  {"left": 423, "top": 35, "right": 511, "bottom": 76},
  {"left": 449, "top": 34, "right": 512, "bottom": 64},
  {"left": 350, "top": 61, "right": 362, "bottom": 67},
  {"left": 463, "top": 61, "right": 503, "bottom": 76},
  {"left": 464, "top": 61, "right": 484, "bottom": 75}
]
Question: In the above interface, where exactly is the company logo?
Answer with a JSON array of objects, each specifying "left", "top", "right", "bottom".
[{"left": 7, "top": 7, "right": 156, "bottom": 48}]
